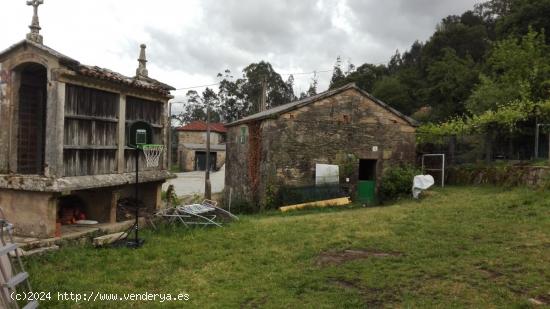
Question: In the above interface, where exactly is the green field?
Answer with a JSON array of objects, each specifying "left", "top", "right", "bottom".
[{"left": 25, "top": 186, "right": 550, "bottom": 308}]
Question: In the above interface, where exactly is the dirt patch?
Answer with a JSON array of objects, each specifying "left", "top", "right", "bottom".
[
  {"left": 477, "top": 266, "right": 503, "bottom": 280},
  {"left": 530, "top": 293, "right": 550, "bottom": 305},
  {"left": 328, "top": 278, "right": 398, "bottom": 308},
  {"left": 316, "top": 249, "right": 403, "bottom": 266},
  {"left": 513, "top": 242, "right": 550, "bottom": 250},
  {"left": 240, "top": 296, "right": 267, "bottom": 308},
  {"left": 329, "top": 278, "right": 361, "bottom": 289}
]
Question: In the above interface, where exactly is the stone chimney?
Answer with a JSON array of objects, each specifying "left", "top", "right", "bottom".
[{"left": 136, "top": 44, "right": 149, "bottom": 79}]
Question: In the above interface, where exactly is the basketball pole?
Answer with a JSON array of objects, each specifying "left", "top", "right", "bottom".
[{"left": 134, "top": 146, "right": 140, "bottom": 246}]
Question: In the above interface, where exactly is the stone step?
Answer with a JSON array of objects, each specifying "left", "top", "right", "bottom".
[{"left": 13, "top": 218, "right": 146, "bottom": 251}]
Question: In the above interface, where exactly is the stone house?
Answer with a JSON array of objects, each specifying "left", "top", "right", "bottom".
[
  {"left": 176, "top": 121, "right": 227, "bottom": 171},
  {"left": 225, "top": 83, "right": 418, "bottom": 209},
  {"left": 0, "top": 5, "right": 173, "bottom": 237}
]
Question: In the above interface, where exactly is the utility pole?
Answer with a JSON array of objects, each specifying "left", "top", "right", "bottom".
[
  {"left": 260, "top": 77, "right": 267, "bottom": 112},
  {"left": 535, "top": 117, "right": 539, "bottom": 159},
  {"left": 168, "top": 102, "right": 173, "bottom": 168},
  {"left": 205, "top": 99, "right": 212, "bottom": 200}
]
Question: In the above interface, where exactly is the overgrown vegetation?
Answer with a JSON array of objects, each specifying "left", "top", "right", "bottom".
[
  {"left": 379, "top": 165, "right": 420, "bottom": 201},
  {"left": 417, "top": 28, "right": 550, "bottom": 144},
  {"left": 25, "top": 186, "right": 550, "bottom": 307}
]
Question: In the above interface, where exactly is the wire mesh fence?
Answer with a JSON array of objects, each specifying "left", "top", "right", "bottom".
[
  {"left": 417, "top": 129, "right": 546, "bottom": 166},
  {"left": 274, "top": 184, "right": 349, "bottom": 207}
]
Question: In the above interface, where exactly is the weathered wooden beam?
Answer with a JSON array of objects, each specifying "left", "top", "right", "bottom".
[
  {"left": 55, "top": 82, "right": 65, "bottom": 177},
  {"left": 64, "top": 114, "right": 118, "bottom": 123},
  {"left": 63, "top": 145, "right": 118, "bottom": 150},
  {"left": 117, "top": 94, "right": 126, "bottom": 173}
]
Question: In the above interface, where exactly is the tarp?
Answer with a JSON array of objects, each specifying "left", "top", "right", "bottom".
[
  {"left": 412, "top": 175, "right": 435, "bottom": 199},
  {"left": 315, "top": 164, "right": 339, "bottom": 185}
]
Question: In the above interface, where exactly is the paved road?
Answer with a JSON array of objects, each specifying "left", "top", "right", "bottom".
[{"left": 163, "top": 165, "right": 225, "bottom": 196}]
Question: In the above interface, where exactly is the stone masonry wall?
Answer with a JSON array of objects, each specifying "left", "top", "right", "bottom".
[
  {"left": 226, "top": 88, "right": 416, "bottom": 209},
  {"left": 446, "top": 165, "right": 550, "bottom": 187},
  {"left": 259, "top": 88, "right": 416, "bottom": 207},
  {"left": 178, "top": 131, "right": 222, "bottom": 145}
]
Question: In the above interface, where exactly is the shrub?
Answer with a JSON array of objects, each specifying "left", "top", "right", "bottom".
[{"left": 379, "top": 165, "right": 420, "bottom": 201}]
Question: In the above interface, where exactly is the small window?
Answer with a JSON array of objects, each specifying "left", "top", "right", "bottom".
[{"left": 240, "top": 126, "right": 248, "bottom": 144}]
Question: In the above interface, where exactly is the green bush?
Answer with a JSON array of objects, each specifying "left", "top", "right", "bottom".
[{"left": 379, "top": 165, "right": 420, "bottom": 201}]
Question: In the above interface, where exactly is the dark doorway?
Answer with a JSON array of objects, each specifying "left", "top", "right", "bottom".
[
  {"left": 358, "top": 159, "right": 377, "bottom": 204},
  {"left": 17, "top": 63, "right": 47, "bottom": 174},
  {"left": 359, "top": 159, "right": 377, "bottom": 181},
  {"left": 195, "top": 151, "right": 217, "bottom": 171}
]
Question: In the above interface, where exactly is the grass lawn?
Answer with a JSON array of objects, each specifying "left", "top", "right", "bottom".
[{"left": 25, "top": 186, "right": 549, "bottom": 308}]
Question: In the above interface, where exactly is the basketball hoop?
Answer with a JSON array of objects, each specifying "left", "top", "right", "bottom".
[{"left": 141, "top": 144, "right": 165, "bottom": 167}]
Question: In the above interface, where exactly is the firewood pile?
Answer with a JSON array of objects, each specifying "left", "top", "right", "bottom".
[{"left": 116, "top": 198, "right": 154, "bottom": 222}]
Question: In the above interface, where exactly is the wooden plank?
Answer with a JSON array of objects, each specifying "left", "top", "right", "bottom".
[
  {"left": 117, "top": 95, "right": 126, "bottom": 173},
  {"left": 63, "top": 145, "right": 118, "bottom": 150},
  {"left": 64, "top": 114, "right": 118, "bottom": 123},
  {"left": 279, "top": 197, "right": 351, "bottom": 212}
]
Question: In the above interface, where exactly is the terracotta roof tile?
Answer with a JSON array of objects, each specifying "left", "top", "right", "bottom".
[
  {"left": 0, "top": 40, "right": 174, "bottom": 97},
  {"left": 177, "top": 121, "right": 227, "bottom": 133},
  {"left": 77, "top": 65, "right": 175, "bottom": 95}
]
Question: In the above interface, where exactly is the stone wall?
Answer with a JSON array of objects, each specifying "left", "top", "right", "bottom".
[
  {"left": 178, "top": 131, "right": 223, "bottom": 145},
  {"left": 178, "top": 147, "right": 226, "bottom": 171},
  {"left": 446, "top": 165, "right": 550, "bottom": 187},
  {"left": 0, "top": 189, "right": 57, "bottom": 237},
  {"left": 225, "top": 88, "right": 416, "bottom": 209},
  {"left": 0, "top": 181, "right": 162, "bottom": 238}
]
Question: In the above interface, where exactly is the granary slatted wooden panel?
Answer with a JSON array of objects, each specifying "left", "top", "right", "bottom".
[
  {"left": 125, "top": 96, "right": 163, "bottom": 172},
  {"left": 63, "top": 84, "right": 119, "bottom": 176},
  {"left": 125, "top": 96, "right": 162, "bottom": 125},
  {"left": 63, "top": 149, "right": 117, "bottom": 176}
]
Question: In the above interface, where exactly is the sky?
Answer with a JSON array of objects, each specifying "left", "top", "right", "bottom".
[{"left": 0, "top": 0, "right": 481, "bottom": 107}]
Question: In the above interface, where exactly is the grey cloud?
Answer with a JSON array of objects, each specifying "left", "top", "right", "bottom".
[
  {"left": 347, "top": 0, "right": 480, "bottom": 47},
  {"left": 133, "top": 0, "right": 480, "bottom": 91}
]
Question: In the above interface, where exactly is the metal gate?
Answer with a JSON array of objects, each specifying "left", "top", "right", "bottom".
[{"left": 17, "top": 82, "right": 46, "bottom": 174}]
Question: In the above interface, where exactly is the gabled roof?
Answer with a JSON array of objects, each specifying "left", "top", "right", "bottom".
[
  {"left": 0, "top": 39, "right": 78, "bottom": 66},
  {"left": 0, "top": 39, "right": 175, "bottom": 96},
  {"left": 227, "top": 83, "right": 419, "bottom": 127},
  {"left": 176, "top": 121, "right": 227, "bottom": 133}
]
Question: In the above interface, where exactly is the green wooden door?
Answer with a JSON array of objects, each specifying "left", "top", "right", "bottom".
[{"left": 358, "top": 180, "right": 376, "bottom": 204}]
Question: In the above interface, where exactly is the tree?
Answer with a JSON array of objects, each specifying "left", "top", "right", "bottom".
[
  {"left": 173, "top": 88, "right": 221, "bottom": 125},
  {"left": 215, "top": 63, "right": 296, "bottom": 122},
  {"left": 426, "top": 48, "right": 479, "bottom": 120},
  {"left": 217, "top": 70, "right": 250, "bottom": 123},
  {"left": 496, "top": 0, "right": 550, "bottom": 42},
  {"left": 345, "top": 63, "right": 388, "bottom": 92},
  {"left": 241, "top": 61, "right": 295, "bottom": 112},
  {"left": 307, "top": 72, "right": 318, "bottom": 97},
  {"left": 423, "top": 13, "right": 490, "bottom": 63},
  {"left": 467, "top": 28, "right": 550, "bottom": 114},
  {"left": 372, "top": 76, "right": 415, "bottom": 115},
  {"left": 329, "top": 56, "right": 347, "bottom": 89}
]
